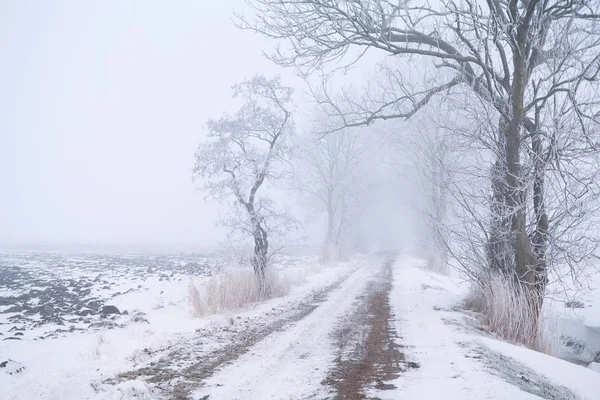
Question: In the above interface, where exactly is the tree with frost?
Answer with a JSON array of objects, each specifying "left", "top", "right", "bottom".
[
  {"left": 193, "top": 75, "right": 295, "bottom": 289},
  {"left": 242, "top": 0, "right": 600, "bottom": 322},
  {"left": 294, "top": 121, "right": 370, "bottom": 263}
]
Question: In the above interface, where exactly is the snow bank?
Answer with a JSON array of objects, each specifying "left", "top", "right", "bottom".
[
  {"left": 544, "top": 267, "right": 600, "bottom": 371},
  {"left": 479, "top": 336, "right": 600, "bottom": 400}
]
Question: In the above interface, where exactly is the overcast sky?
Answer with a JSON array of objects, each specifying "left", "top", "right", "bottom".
[{"left": 0, "top": 1, "right": 305, "bottom": 251}]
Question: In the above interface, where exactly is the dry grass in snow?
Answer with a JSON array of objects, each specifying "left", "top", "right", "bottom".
[
  {"left": 188, "top": 265, "right": 315, "bottom": 316},
  {"left": 465, "top": 273, "right": 550, "bottom": 353}
]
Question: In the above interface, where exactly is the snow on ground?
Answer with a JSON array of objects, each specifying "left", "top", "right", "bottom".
[
  {"left": 480, "top": 336, "right": 600, "bottom": 400},
  {"left": 0, "top": 253, "right": 360, "bottom": 400},
  {"left": 3, "top": 252, "right": 599, "bottom": 400},
  {"left": 0, "top": 255, "right": 210, "bottom": 400},
  {"left": 368, "top": 256, "right": 538, "bottom": 399},
  {"left": 543, "top": 267, "right": 600, "bottom": 370},
  {"left": 191, "top": 257, "right": 376, "bottom": 400},
  {"left": 368, "top": 256, "right": 600, "bottom": 400}
]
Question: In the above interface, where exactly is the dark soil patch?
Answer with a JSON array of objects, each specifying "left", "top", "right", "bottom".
[
  {"left": 0, "top": 253, "right": 212, "bottom": 339},
  {"left": 324, "top": 258, "right": 416, "bottom": 399}
]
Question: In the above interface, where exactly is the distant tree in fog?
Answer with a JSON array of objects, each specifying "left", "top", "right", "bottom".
[
  {"left": 294, "top": 122, "right": 370, "bottom": 263},
  {"left": 407, "top": 122, "right": 453, "bottom": 273},
  {"left": 193, "top": 75, "right": 296, "bottom": 290}
]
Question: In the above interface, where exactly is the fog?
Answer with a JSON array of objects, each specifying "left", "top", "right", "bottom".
[
  {"left": 0, "top": 1, "right": 286, "bottom": 251},
  {"left": 0, "top": 1, "right": 415, "bottom": 253}
]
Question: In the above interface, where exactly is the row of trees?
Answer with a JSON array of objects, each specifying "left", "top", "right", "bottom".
[
  {"left": 194, "top": 0, "right": 600, "bottom": 343},
  {"left": 233, "top": 0, "right": 600, "bottom": 337}
]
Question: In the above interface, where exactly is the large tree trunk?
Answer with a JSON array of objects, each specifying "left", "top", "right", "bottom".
[
  {"left": 503, "top": 39, "right": 543, "bottom": 329},
  {"left": 488, "top": 127, "right": 514, "bottom": 276},
  {"left": 531, "top": 131, "right": 549, "bottom": 305},
  {"left": 506, "top": 43, "right": 539, "bottom": 286},
  {"left": 505, "top": 130, "right": 538, "bottom": 285}
]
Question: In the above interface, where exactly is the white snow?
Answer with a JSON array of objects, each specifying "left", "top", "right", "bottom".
[
  {"left": 479, "top": 336, "right": 600, "bottom": 400},
  {"left": 0, "top": 286, "right": 201, "bottom": 400},
  {"left": 543, "top": 268, "right": 600, "bottom": 370}
]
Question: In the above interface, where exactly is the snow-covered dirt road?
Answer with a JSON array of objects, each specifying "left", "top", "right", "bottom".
[
  {"left": 192, "top": 255, "right": 400, "bottom": 400},
  {"left": 112, "top": 259, "right": 373, "bottom": 399}
]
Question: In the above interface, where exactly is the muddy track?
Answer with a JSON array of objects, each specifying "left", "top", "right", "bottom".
[
  {"left": 108, "top": 268, "right": 358, "bottom": 399},
  {"left": 324, "top": 257, "right": 417, "bottom": 399}
]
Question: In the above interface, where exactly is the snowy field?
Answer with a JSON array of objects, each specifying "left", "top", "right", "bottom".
[
  {"left": 0, "top": 252, "right": 214, "bottom": 399},
  {"left": 0, "top": 253, "right": 214, "bottom": 340}
]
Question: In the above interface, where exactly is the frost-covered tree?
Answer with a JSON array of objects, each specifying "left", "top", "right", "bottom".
[{"left": 193, "top": 75, "right": 295, "bottom": 288}]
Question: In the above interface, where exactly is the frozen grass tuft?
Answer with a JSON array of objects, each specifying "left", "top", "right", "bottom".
[
  {"left": 465, "top": 273, "right": 550, "bottom": 353},
  {"left": 188, "top": 267, "right": 294, "bottom": 316}
]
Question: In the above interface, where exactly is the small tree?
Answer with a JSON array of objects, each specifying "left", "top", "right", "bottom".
[{"left": 193, "top": 75, "right": 295, "bottom": 290}]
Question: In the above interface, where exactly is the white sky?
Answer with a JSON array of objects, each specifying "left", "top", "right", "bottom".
[{"left": 0, "top": 1, "right": 304, "bottom": 251}]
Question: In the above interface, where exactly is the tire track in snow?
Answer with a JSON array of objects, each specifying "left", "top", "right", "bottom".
[
  {"left": 322, "top": 255, "right": 417, "bottom": 399},
  {"left": 190, "top": 259, "right": 381, "bottom": 400}
]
